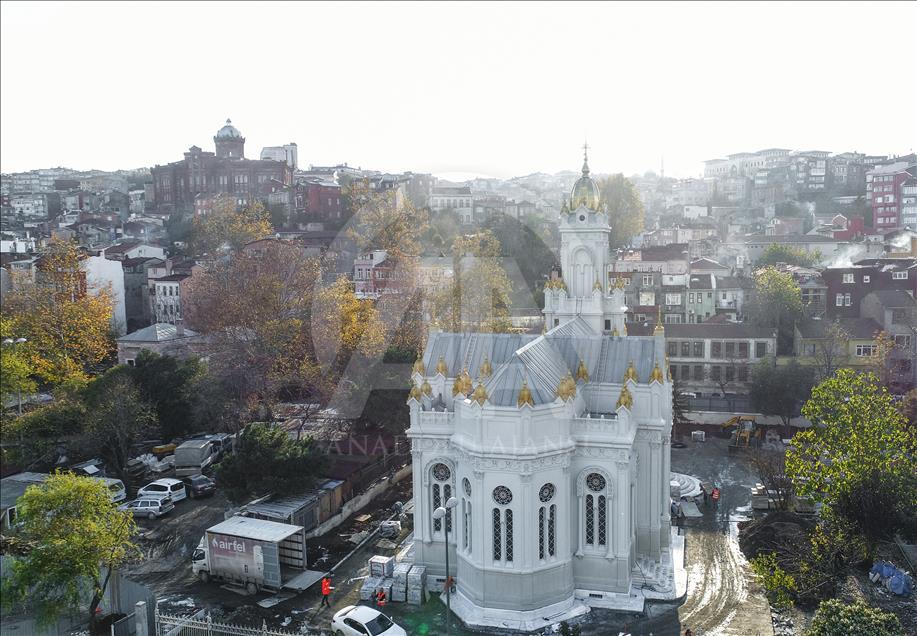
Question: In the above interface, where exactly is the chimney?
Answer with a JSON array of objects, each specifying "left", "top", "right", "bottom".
[{"left": 175, "top": 319, "right": 184, "bottom": 337}]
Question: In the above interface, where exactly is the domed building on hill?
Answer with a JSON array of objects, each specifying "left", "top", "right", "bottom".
[{"left": 406, "top": 149, "right": 681, "bottom": 631}]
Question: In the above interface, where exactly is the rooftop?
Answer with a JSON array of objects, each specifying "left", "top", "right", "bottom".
[
  {"left": 117, "top": 323, "right": 199, "bottom": 343},
  {"left": 864, "top": 289, "right": 916, "bottom": 308},
  {"left": 797, "top": 317, "right": 883, "bottom": 340},
  {"left": 665, "top": 323, "right": 776, "bottom": 339},
  {"left": 207, "top": 515, "right": 302, "bottom": 543}
]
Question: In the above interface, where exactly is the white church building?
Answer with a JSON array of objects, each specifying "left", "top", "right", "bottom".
[{"left": 406, "top": 150, "right": 681, "bottom": 630}]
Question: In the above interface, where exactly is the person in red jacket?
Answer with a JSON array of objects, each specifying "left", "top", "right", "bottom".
[
  {"left": 375, "top": 588, "right": 387, "bottom": 608},
  {"left": 320, "top": 574, "right": 333, "bottom": 608}
]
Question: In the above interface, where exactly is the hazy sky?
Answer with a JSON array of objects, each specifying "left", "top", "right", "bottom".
[{"left": 2, "top": 1, "right": 915, "bottom": 178}]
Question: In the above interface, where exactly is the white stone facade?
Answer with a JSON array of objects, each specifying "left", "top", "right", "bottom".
[{"left": 406, "top": 153, "right": 675, "bottom": 627}]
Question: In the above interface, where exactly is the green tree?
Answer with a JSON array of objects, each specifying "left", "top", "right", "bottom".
[
  {"left": 84, "top": 372, "right": 157, "bottom": 483},
  {"left": 2, "top": 398, "right": 86, "bottom": 469},
  {"left": 0, "top": 316, "right": 37, "bottom": 413},
  {"left": 748, "top": 266, "right": 802, "bottom": 354},
  {"left": 750, "top": 552, "right": 797, "bottom": 609},
  {"left": 215, "top": 422, "right": 328, "bottom": 503},
  {"left": 787, "top": 370, "right": 917, "bottom": 554},
  {"left": 129, "top": 351, "right": 205, "bottom": 441},
  {"left": 0, "top": 473, "right": 138, "bottom": 632},
  {"left": 805, "top": 599, "right": 903, "bottom": 636},
  {"left": 750, "top": 360, "right": 814, "bottom": 434},
  {"left": 757, "top": 243, "right": 818, "bottom": 268},
  {"left": 597, "top": 174, "right": 645, "bottom": 248}
]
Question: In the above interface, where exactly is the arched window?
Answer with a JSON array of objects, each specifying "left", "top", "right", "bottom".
[
  {"left": 538, "top": 483, "right": 557, "bottom": 561},
  {"left": 492, "top": 486, "right": 513, "bottom": 564},
  {"left": 581, "top": 471, "right": 609, "bottom": 551},
  {"left": 431, "top": 462, "right": 452, "bottom": 535},
  {"left": 462, "top": 478, "right": 471, "bottom": 553}
]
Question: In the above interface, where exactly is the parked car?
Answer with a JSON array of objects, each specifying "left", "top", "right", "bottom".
[
  {"left": 119, "top": 497, "right": 174, "bottom": 520},
  {"left": 331, "top": 606, "right": 406, "bottom": 636},
  {"left": 137, "top": 478, "right": 187, "bottom": 503},
  {"left": 93, "top": 477, "right": 127, "bottom": 503},
  {"left": 182, "top": 474, "right": 216, "bottom": 498}
]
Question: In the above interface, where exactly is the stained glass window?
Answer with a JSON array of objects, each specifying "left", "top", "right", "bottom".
[
  {"left": 493, "top": 485, "right": 513, "bottom": 505},
  {"left": 505, "top": 509, "right": 513, "bottom": 562},
  {"left": 463, "top": 477, "right": 471, "bottom": 497},
  {"left": 433, "top": 484, "right": 442, "bottom": 532},
  {"left": 538, "top": 508, "right": 545, "bottom": 559},
  {"left": 539, "top": 483, "right": 555, "bottom": 503},
  {"left": 598, "top": 495, "right": 607, "bottom": 546},
  {"left": 432, "top": 463, "right": 451, "bottom": 482},
  {"left": 585, "top": 494, "right": 595, "bottom": 545},
  {"left": 444, "top": 484, "right": 453, "bottom": 533},
  {"left": 492, "top": 508, "right": 502, "bottom": 561},
  {"left": 587, "top": 473, "right": 606, "bottom": 492},
  {"left": 548, "top": 505, "right": 556, "bottom": 557}
]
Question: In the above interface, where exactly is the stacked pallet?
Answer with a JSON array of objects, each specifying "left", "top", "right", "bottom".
[
  {"left": 369, "top": 555, "right": 394, "bottom": 578},
  {"left": 360, "top": 576, "right": 383, "bottom": 601},
  {"left": 390, "top": 562, "right": 411, "bottom": 602},
  {"left": 407, "top": 564, "right": 426, "bottom": 605}
]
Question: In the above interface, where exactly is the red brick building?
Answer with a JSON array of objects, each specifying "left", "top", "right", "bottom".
[
  {"left": 150, "top": 119, "right": 293, "bottom": 216},
  {"left": 868, "top": 159, "right": 917, "bottom": 232}
]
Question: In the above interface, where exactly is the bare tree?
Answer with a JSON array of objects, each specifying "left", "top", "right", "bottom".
[
  {"left": 812, "top": 321, "right": 849, "bottom": 381},
  {"left": 749, "top": 448, "right": 794, "bottom": 511}
]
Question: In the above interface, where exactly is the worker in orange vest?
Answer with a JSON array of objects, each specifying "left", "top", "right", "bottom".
[
  {"left": 376, "top": 587, "right": 387, "bottom": 608},
  {"left": 711, "top": 486, "right": 721, "bottom": 509},
  {"left": 320, "top": 574, "right": 333, "bottom": 607}
]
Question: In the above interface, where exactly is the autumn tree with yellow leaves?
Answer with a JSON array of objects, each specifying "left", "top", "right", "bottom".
[
  {"left": 2, "top": 239, "right": 113, "bottom": 386},
  {"left": 190, "top": 195, "right": 273, "bottom": 255}
]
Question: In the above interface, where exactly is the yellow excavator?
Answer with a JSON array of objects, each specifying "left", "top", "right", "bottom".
[{"left": 722, "top": 415, "right": 760, "bottom": 450}]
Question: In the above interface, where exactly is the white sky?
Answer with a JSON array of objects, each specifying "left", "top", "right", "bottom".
[{"left": 1, "top": 1, "right": 915, "bottom": 178}]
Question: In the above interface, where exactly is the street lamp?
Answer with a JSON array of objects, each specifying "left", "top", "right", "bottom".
[
  {"left": 432, "top": 496, "right": 459, "bottom": 636},
  {"left": 2, "top": 337, "right": 28, "bottom": 415}
]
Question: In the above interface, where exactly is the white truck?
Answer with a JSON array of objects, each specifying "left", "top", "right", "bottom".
[
  {"left": 191, "top": 516, "right": 318, "bottom": 594},
  {"left": 173, "top": 439, "right": 216, "bottom": 477}
]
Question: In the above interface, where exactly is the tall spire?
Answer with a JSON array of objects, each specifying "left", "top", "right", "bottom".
[{"left": 582, "top": 140, "right": 590, "bottom": 176}]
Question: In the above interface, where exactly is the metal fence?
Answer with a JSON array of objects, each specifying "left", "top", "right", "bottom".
[
  {"left": 686, "top": 395, "right": 752, "bottom": 413},
  {"left": 155, "top": 610, "right": 314, "bottom": 636}
]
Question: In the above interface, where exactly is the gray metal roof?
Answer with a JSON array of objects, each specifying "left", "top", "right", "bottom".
[
  {"left": 208, "top": 515, "right": 303, "bottom": 542},
  {"left": 1, "top": 472, "right": 48, "bottom": 512},
  {"left": 243, "top": 494, "right": 320, "bottom": 520},
  {"left": 423, "top": 319, "right": 667, "bottom": 407},
  {"left": 117, "top": 323, "right": 199, "bottom": 343}
]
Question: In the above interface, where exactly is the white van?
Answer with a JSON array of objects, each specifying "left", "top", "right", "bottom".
[
  {"left": 94, "top": 477, "right": 127, "bottom": 503},
  {"left": 137, "top": 478, "right": 187, "bottom": 503}
]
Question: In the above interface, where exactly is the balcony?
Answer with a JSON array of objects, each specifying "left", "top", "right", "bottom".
[{"left": 571, "top": 412, "right": 634, "bottom": 443}]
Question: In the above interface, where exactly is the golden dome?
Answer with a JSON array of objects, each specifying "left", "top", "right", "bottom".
[
  {"left": 451, "top": 367, "right": 472, "bottom": 396},
  {"left": 544, "top": 277, "right": 567, "bottom": 291},
  {"left": 472, "top": 381, "right": 488, "bottom": 406},
  {"left": 576, "top": 359, "right": 590, "bottom": 383},
  {"left": 408, "top": 382, "right": 421, "bottom": 401},
  {"left": 613, "top": 276, "right": 627, "bottom": 290},
  {"left": 616, "top": 384, "right": 633, "bottom": 410},
  {"left": 649, "top": 360, "right": 664, "bottom": 384},
  {"left": 556, "top": 372, "right": 577, "bottom": 401},
  {"left": 435, "top": 355, "right": 448, "bottom": 376},
  {"left": 570, "top": 147, "right": 600, "bottom": 210},
  {"left": 593, "top": 277, "right": 603, "bottom": 292},
  {"left": 412, "top": 357, "right": 425, "bottom": 375},
  {"left": 517, "top": 379, "right": 534, "bottom": 407},
  {"left": 479, "top": 355, "right": 493, "bottom": 378},
  {"left": 421, "top": 378, "right": 432, "bottom": 396},
  {"left": 624, "top": 360, "right": 639, "bottom": 383}
]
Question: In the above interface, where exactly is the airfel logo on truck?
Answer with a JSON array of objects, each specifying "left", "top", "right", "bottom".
[{"left": 210, "top": 533, "right": 249, "bottom": 556}]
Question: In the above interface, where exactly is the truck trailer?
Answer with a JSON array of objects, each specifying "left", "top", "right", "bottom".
[
  {"left": 174, "top": 439, "right": 216, "bottom": 477},
  {"left": 192, "top": 515, "right": 319, "bottom": 594}
]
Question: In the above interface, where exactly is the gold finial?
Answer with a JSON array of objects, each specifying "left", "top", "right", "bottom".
[
  {"left": 665, "top": 355, "right": 672, "bottom": 381},
  {"left": 611, "top": 326, "right": 619, "bottom": 337},
  {"left": 576, "top": 359, "right": 589, "bottom": 383},
  {"left": 654, "top": 306, "right": 664, "bottom": 335},
  {"left": 479, "top": 354, "right": 493, "bottom": 378},
  {"left": 556, "top": 372, "right": 577, "bottom": 401},
  {"left": 622, "top": 323, "right": 628, "bottom": 336},
  {"left": 472, "top": 381, "right": 488, "bottom": 405},
  {"left": 435, "top": 355, "right": 448, "bottom": 376},
  {"left": 452, "top": 367, "right": 472, "bottom": 396},
  {"left": 593, "top": 277, "right": 603, "bottom": 292},
  {"left": 408, "top": 382, "right": 421, "bottom": 402},
  {"left": 412, "top": 357, "right": 425, "bottom": 375},
  {"left": 421, "top": 378, "right": 432, "bottom": 396},
  {"left": 542, "top": 322, "right": 547, "bottom": 334},
  {"left": 614, "top": 276, "right": 626, "bottom": 290},
  {"left": 624, "top": 360, "right": 639, "bottom": 383},
  {"left": 517, "top": 379, "right": 534, "bottom": 407},
  {"left": 544, "top": 277, "right": 567, "bottom": 291},
  {"left": 649, "top": 360, "right": 664, "bottom": 384},
  {"left": 616, "top": 383, "right": 634, "bottom": 410}
]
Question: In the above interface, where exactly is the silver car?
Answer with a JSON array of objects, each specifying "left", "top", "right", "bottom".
[{"left": 118, "top": 496, "right": 174, "bottom": 520}]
